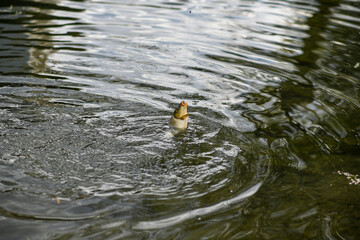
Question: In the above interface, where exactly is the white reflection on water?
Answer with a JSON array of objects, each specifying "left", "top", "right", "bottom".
[{"left": 133, "top": 182, "right": 262, "bottom": 230}]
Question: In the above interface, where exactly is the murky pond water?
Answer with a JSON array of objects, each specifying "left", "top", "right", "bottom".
[{"left": 1, "top": 0, "right": 360, "bottom": 239}]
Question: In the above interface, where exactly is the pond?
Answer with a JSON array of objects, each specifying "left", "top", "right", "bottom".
[{"left": 0, "top": 0, "right": 359, "bottom": 239}]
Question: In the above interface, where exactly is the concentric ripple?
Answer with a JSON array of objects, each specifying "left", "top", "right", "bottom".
[{"left": 0, "top": 0, "right": 359, "bottom": 239}]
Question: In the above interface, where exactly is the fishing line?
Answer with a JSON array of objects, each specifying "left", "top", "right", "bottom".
[{"left": 186, "top": 7, "right": 192, "bottom": 64}]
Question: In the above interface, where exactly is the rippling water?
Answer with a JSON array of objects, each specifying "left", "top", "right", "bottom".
[{"left": 1, "top": 0, "right": 360, "bottom": 239}]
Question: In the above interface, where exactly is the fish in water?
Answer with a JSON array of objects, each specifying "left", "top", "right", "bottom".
[{"left": 170, "top": 100, "right": 189, "bottom": 130}]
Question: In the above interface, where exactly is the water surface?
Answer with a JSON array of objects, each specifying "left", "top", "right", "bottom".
[{"left": 0, "top": 0, "right": 360, "bottom": 239}]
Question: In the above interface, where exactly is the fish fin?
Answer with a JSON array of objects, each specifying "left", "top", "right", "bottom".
[{"left": 180, "top": 113, "right": 189, "bottom": 120}]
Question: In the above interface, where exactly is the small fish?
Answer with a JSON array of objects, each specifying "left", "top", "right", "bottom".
[{"left": 170, "top": 100, "right": 189, "bottom": 130}]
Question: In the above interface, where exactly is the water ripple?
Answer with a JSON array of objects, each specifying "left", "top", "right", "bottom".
[
  {"left": 134, "top": 182, "right": 262, "bottom": 230},
  {"left": 1, "top": 0, "right": 360, "bottom": 239}
]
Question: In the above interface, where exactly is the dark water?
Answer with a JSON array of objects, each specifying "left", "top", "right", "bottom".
[{"left": 1, "top": 0, "right": 359, "bottom": 239}]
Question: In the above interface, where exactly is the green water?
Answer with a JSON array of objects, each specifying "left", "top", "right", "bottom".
[{"left": 0, "top": 0, "right": 359, "bottom": 239}]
